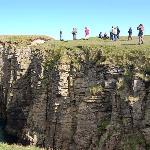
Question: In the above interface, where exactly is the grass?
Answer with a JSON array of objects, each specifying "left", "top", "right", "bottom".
[
  {"left": 56, "top": 36, "right": 150, "bottom": 47},
  {"left": 89, "top": 84, "right": 104, "bottom": 95},
  {"left": 65, "top": 37, "right": 148, "bottom": 68},
  {"left": 0, "top": 35, "right": 53, "bottom": 45},
  {"left": 0, "top": 143, "right": 41, "bottom": 150}
]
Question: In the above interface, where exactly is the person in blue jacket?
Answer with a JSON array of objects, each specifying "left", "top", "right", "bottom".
[{"left": 128, "top": 27, "right": 132, "bottom": 40}]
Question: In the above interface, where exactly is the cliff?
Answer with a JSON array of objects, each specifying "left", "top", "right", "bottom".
[{"left": 0, "top": 38, "right": 150, "bottom": 150}]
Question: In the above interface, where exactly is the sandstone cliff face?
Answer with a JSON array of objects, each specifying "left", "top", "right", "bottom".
[{"left": 0, "top": 42, "right": 150, "bottom": 149}]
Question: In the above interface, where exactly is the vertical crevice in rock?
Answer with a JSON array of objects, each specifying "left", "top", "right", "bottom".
[
  {"left": 45, "top": 66, "right": 61, "bottom": 149},
  {"left": 0, "top": 85, "right": 5, "bottom": 119},
  {"left": 1, "top": 44, "right": 12, "bottom": 120},
  {"left": 45, "top": 80, "right": 49, "bottom": 122},
  {"left": 142, "top": 81, "right": 150, "bottom": 123},
  {"left": 68, "top": 64, "right": 78, "bottom": 150}
]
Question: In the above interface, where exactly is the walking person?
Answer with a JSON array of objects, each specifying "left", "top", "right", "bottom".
[
  {"left": 72, "top": 28, "right": 77, "bottom": 40},
  {"left": 128, "top": 27, "right": 132, "bottom": 40},
  {"left": 117, "top": 26, "right": 120, "bottom": 39},
  {"left": 137, "top": 24, "right": 144, "bottom": 45},
  {"left": 84, "top": 27, "right": 90, "bottom": 40}
]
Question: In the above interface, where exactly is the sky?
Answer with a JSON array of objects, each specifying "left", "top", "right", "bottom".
[{"left": 0, "top": 0, "right": 150, "bottom": 40}]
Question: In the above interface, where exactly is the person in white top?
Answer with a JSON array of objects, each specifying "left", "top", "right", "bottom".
[{"left": 113, "top": 27, "right": 117, "bottom": 41}]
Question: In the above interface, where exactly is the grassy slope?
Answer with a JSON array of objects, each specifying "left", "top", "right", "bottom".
[
  {"left": 0, "top": 35, "right": 54, "bottom": 45},
  {"left": 55, "top": 36, "right": 150, "bottom": 46},
  {"left": 48, "top": 36, "right": 150, "bottom": 57},
  {"left": 0, "top": 143, "right": 40, "bottom": 150},
  {"left": 45, "top": 36, "right": 150, "bottom": 72}
]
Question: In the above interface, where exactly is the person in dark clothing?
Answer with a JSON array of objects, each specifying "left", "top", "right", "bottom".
[
  {"left": 60, "top": 30, "right": 63, "bottom": 41},
  {"left": 110, "top": 31, "right": 113, "bottom": 40},
  {"left": 99, "top": 32, "right": 103, "bottom": 39},
  {"left": 128, "top": 27, "right": 132, "bottom": 40},
  {"left": 137, "top": 24, "right": 144, "bottom": 44},
  {"left": 72, "top": 28, "right": 77, "bottom": 40},
  {"left": 103, "top": 33, "right": 109, "bottom": 39},
  {"left": 117, "top": 26, "right": 120, "bottom": 39}
]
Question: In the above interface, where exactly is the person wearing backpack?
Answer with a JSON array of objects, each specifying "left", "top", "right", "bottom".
[
  {"left": 137, "top": 24, "right": 144, "bottom": 44},
  {"left": 128, "top": 27, "right": 132, "bottom": 40}
]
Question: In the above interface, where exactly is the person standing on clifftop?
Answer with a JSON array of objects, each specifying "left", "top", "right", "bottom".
[
  {"left": 137, "top": 24, "right": 144, "bottom": 45},
  {"left": 60, "top": 30, "right": 63, "bottom": 41},
  {"left": 128, "top": 27, "right": 132, "bottom": 40},
  {"left": 110, "top": 26, "right": 114, "bottom": 40},
  {"left": 117, "top": 26, "right": 120, "bottom": 39},
  {"left": 84, "top": 27, "right": 90, "bottom": 40},
  {"left": 72, "top": 28, "right": 77, "bottom": 40},
  {"left": 112, "top": 27, "right": 117, "bottom": 41}
]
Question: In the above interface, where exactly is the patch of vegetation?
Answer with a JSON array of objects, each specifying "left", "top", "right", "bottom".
[
  {"left": 146, "top": 144, "right": 150, "bottom": 150},
  {"left": 0, "top": 35, "right": 53, "bottom": 46},
  {"left": 97, "top": 118, "right": 110, "bottom": 134},
  {"left": 121, "top": 133, "right": 146, "bottom": 150},
  {"left": 1, "top": 36, "right": 150, "bottom": 82},
  {"left": 89, "top": 84, "right": 104, "bottom": 95},
  {"left": 0, "top": 143, "right": 40, "bottom": 150},
  {"left": 30, "top": 37, "right": 150, "bottom": 89},
  {"left": 41, "top": 44, "right": 62, "bottom": 70},
  {"left": 123, "top": 68, "right": 134, "bottom": 85},
  {"left": 116, "top": 77, "right": 125, "bottom": 90}
]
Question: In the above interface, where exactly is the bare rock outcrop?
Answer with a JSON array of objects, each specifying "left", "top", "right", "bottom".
[{"left": 0, "top": 42, "right": 150, "bottom": 150}]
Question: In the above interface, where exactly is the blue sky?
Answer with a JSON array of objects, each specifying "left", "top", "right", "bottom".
[{"left": 0, "top": 0, "right": 150, "bottom": 40}]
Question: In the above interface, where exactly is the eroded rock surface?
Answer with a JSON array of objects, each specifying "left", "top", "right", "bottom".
[{"left": 0, "top": 42, "right": 150, "bottom": 150}]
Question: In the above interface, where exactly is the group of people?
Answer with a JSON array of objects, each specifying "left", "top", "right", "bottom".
[
  {"left": 128, "top": 24, "right": 144, "bottom": 44},
  {"left": 60, "top": 27, "right": 90, "bottom": 41},
  {"left": 99, "top": 32, "right": 109, "bottom": 39},
  {"left": 99, "top": 26, "right": 120, "bottom": 41},
  {"left": 110, "top": 26, "right": 120, "bottom": 41},
  {"left": 99, "top": 24, "right": 144, "bottom": 45},
  {"left": 60, "top": 24, "right": 144, "bottom": 45},
  {"left": 71, "top": 27, "right": 90, "bottom": 40}
]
